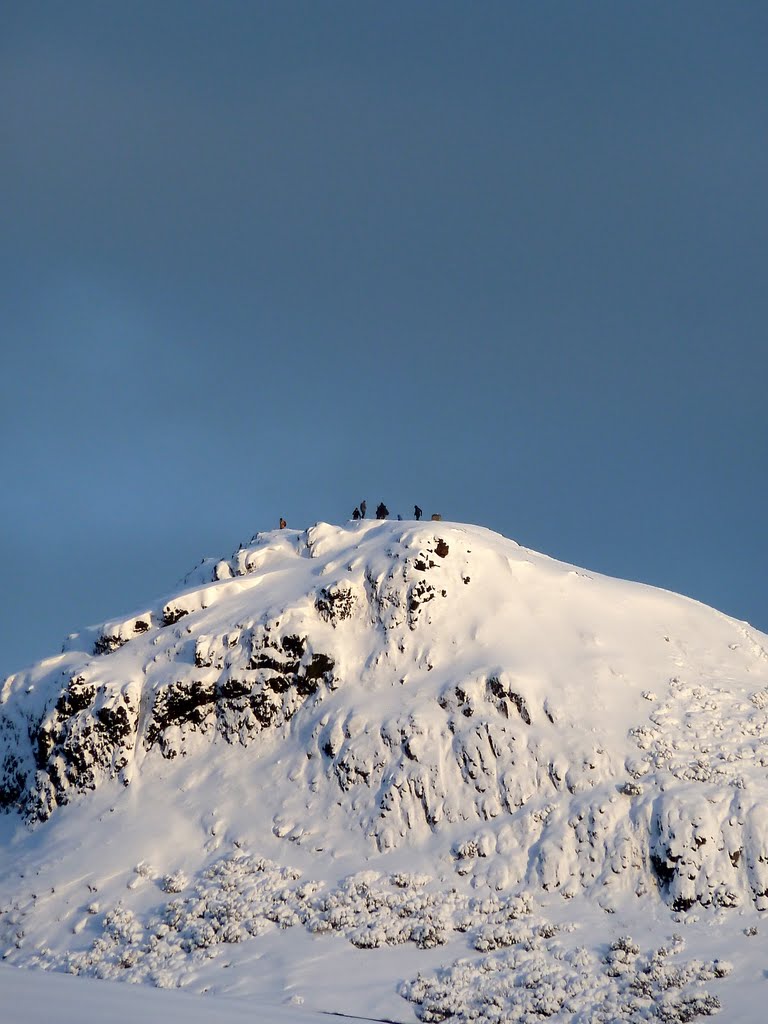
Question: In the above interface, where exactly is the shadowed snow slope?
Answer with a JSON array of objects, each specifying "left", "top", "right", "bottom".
[{"left": 1, "top": 521, "right": 767, "bottom": 1022}]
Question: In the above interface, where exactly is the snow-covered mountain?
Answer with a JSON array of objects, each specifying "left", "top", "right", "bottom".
[{"left": 1, "top": 520, "right": 767, "bottom": 1022}]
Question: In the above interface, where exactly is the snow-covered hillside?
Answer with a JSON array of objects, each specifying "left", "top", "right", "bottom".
[{"left": 1, "top": 520, "right": 767, "bottom": 1021}]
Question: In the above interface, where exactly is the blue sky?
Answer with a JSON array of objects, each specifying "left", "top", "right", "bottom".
[{"left": 2, "top": 2, "right": 767, "bottom": 676}]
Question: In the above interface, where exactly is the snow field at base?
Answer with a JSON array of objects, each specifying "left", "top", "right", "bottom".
[
  {"left": 0, "top": 963, "right": 333, "bottom": 1024},
  {"left": 1, "top": 520, "right": 768, "bottom": 1020}
]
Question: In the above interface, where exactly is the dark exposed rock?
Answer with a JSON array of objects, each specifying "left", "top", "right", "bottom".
[
  {"left": 55, "top": 677, "right": 96, "bottom": 717},
  {"left": 162, "top": 604, "right": 189, "bottom": 627},
  {"left": 94, "top": 618, "right": 152, "bottom": 655},
  {"left": 486, "top": 676, "right": 531, "bottom": 724},
  {"left": 0, "top": 753, "right": 25, "bottom": 807},
  {"left": 672, "top": 895, "right": 696, "bottom": 913},
  {"left": 34, "top": 726, "right": 55, "bottom": 771},
  {"left": 248, "top": 652, "right": 292, "bottom": 672},
  {"left": 0, "top": 719, "right": 26, "bottom": 808},
  {"left": 620, "top": 780, "right": 643, "bottom": 797},
  {"left": 316, "top": 585, "right": 355, "bottom": 626},
  {"left": 145, "top": 629, "right": 335, "bottom": 755},
  {"left": 651, "top": 852, "right": 677, "bottom": 889},
  {"left": 145, "top": 680, "right": 216, "bottom": 749},
  {"left": 93, "top": 634, "right": 126, "bottom": 656},
  {"left": 407, "top": 581, "right": 437, "bottom": 630},
  {"left": 509, "top": 693, "right": 530, "bottom": 725},
  {"left": 434, "top": 539, "right": 449, "bottom": 558},
  {"left": 217, "top": 676, "right": 252, "bottom": 700},
  {"left": 281, "top": 634, "right": 305, "bottom": 659},
  {"left": 1, "top": 620, "right": 335, "bottom": 817},
  {"left": 194, "top": 641, "right": 218, "bottom": 669},
  {"left": 22, "top": 682, "right": 140, "bottom": 819},
  {"left": 304, "top": 653, "right": 333, "bottom": 683}
]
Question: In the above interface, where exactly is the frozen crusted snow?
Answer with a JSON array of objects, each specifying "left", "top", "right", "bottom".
[{"left": 1, "top": 519, "right": 767, "bottom": 1019}]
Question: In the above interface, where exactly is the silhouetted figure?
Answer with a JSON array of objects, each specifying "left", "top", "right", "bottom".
[
  {"left": 414, "top": 505, "right": 422, "bottom": 521},
  {"left": 376, "top": 502, "right": 389, "bottom": 520},
  {"left": 352, "top": 507, "right": 361, "bottom": 520},
  {"left": 397, "top": 514, "right": 402, "bottom": 521},
  {"left": 360, "top": 500, "right": 367, "bottom": 519},
  {"left": 279, "top": 517, "right": 287, "bottom": 529}
]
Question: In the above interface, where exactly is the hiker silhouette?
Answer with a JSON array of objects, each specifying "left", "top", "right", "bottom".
[
  {"left": 376, "top": 502, "right": 389, "bottom": 520},
  {"left": 414, "top": 505, "right": 422, "bottom": 521}
]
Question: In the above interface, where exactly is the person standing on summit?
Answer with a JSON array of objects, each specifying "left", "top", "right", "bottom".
[
  {"left": 414, "top": 505, "right": 422, "bottom": 521},
  {"left": 360, "top": 500, "right": 367, "bottom": 519},
  {"left": 376, "top": 502, "right": 389, "bottom": 519}
]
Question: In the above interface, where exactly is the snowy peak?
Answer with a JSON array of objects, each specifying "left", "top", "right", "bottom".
[{"left": 2, "top": 520, "right": 768, "bottom": 915}]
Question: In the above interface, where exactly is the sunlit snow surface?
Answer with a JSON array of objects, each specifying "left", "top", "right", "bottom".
[{"left": 2, "top": 520, "right": 768, "bottom": 1022}]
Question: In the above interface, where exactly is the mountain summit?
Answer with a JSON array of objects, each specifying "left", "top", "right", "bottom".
[{"left": 1, "top": 521, "right": 767, "bottom": 1020}]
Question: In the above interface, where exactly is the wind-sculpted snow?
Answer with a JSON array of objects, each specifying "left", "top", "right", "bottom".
[{"left": 1, "top": 513, "right": 768, "bottom": 1006}]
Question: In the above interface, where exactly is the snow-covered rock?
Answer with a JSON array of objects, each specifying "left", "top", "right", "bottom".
[{"left": 1, "top": 519, "right": 767, "bottom": 1020}]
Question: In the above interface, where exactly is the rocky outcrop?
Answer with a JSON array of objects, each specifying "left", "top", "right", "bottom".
[
  {"left": 0, "top": 623, "right": 336, "bottom": 820},
  {"left": 146, "top": 626, "right": 335, "bottom": 758}
]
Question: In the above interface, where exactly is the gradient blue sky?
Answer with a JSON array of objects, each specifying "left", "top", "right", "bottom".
[{"left": 2, "top": 2, "right": 767, "bottom": 677}]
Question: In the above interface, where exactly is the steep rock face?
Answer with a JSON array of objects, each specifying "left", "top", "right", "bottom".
[
  {"left": 144, "top": 625, "right": 334, "bottom": 757},
  {"left": 2, "top": 520, "right": 768, "bottom": 914},
  {"left": 0, "top": 621, "right": 337, "bottom": 820},
  {"left": 31, "top": 672, "right": 141, "bottom": 819}
]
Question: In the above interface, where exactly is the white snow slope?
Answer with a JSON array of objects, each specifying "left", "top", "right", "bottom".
[{"left": 1, "top": 519, "right": 768, "bottom": 1022}]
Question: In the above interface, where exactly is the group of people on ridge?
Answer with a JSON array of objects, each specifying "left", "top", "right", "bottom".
[
  {"left": 351, "top": 502, "right": 424, "bottom": 522},
  {"left": 279, "top": 503, "right": 437, "bottom": 530}
]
